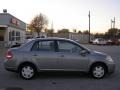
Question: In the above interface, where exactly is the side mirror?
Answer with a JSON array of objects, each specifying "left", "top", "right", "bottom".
[{"left": 80, "top": 50, "right": 87, "bottom": 56}]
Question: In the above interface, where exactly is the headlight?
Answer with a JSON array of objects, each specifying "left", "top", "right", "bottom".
[{"left": 106, "top": 56, "right": 113, "bottom": 62}]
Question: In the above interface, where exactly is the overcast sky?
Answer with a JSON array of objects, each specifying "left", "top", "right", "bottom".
[{"left": 0, "top": 0, "right": 120, "bottom": 33}]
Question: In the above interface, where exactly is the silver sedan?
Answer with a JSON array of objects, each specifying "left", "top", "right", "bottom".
[{"left": 4, "top": 38, "right": 115, "bottom": 79}]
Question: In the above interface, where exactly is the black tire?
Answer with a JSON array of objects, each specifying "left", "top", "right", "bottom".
[
  {"left": 19, "top": 64, "right": 37, "bottom": 80},
  {"left": 90, "top": 64, "right": 107, "bottom": 79}
]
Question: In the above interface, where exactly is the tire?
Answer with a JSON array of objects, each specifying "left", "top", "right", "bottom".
[
  {"left": 90, "top": 64, "right": 107, "bottom": 79},
  {"left": 19, "top": 64, "right": 37, "bottom": 80}
]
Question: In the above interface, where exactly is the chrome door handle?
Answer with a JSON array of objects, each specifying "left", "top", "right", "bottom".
[
  {"left": 33, "top": 54, "right": 37, "bottom": 56},
  {"left": 60, "top": 55, "right": 64, "bottom": 57}
]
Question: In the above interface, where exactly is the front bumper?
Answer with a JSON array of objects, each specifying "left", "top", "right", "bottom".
[{"left": 107, "top": 62, "right": 115, "bottom": 73}]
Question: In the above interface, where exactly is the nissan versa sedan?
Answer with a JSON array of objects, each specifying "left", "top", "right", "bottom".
[{"left": 4, "top": 37, "right": 115, "bottom": 80}]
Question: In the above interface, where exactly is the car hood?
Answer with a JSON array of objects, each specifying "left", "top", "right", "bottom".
[
  {"left": 89, "top": 50, "right": 107, "bottom": 60},
  {"left": 93, "top": 50, "right": 107, "bottom": 56}
]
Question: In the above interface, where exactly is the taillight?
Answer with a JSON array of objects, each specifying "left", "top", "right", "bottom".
[{"left": 6, "top": 50, "right": 13, "bottom": 60}]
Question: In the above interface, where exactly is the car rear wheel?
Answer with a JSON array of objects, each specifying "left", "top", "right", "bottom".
[
  {"left": 19, "top": 64, "right": 36, "bottom": 80},
  {"left": 90, "top": 64, "right": 107, "bottom": 79}
]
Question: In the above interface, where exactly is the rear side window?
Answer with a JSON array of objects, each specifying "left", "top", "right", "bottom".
[{"left": 31, "top": 40, "right": 55, "bottom": 52}]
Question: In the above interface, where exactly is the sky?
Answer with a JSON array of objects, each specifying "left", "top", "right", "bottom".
[{"left": 0, "top": 0, "right": 120, "bottom": 33}]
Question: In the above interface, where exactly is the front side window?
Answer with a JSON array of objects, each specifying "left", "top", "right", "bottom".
[
  {"left": 31, "top": 40, "right": 55, "bottom": 52},
  {"left": 57, "top": 40, "right": 83, "bottom": 53}
]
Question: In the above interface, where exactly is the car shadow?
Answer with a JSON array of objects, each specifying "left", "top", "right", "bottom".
[
  {"left": 7, "top": 71, "right": 117, "bottom": 80},
  {"left": 37, "top": 71, "right": 91, "bottom": 79}
]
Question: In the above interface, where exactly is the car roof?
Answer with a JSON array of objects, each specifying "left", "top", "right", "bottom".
[{"left": 34, "top": 37, "right": 74, "bottom": 41}]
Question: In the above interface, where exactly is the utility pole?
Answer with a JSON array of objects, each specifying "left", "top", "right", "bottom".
[
  {"left": 111, "top": 17, "right": 116, "bottom": 39},
  {"left": 51, "top": 21, "right": 53, "bottom": 30},
  {"left": 113, "top": 17, "right": 115, "bottom": 28},
  {"left": 88, "top": 11, "right": 91, "bottom": 43},
  {"left": 111, "top": 17, "right": 115, "bottom": 29},
  {"left": 51, "top": 21, "right": 54, "bottom": 37},
  {"left": 111, "top": 19, "right": 113, "bottom": 29}
]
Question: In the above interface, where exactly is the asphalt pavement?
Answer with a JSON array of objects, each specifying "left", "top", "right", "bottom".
[{"left": 0, "top": 45, "right": 120, "bottom": 90}]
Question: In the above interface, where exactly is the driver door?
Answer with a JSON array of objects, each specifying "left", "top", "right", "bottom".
[{"left": 56, "top": 40, "right": 89, "bottom": 71}]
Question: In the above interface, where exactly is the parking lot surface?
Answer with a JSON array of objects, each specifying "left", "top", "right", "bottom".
[{"left": 0, "top": 45, "right": 120, "bottom": 90}]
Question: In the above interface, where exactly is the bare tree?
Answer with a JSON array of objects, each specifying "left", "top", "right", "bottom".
[{"left": 29, "top": 13, "right": 48, "bottom": 37}]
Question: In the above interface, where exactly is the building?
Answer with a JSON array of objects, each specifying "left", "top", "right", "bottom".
[{"left": 0, "top": 9, "right": 26, "bottom": 47}]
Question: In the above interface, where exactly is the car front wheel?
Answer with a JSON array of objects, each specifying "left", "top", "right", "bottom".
[{"left": 90, "top": 64, "right": 107, "bottom": 79}]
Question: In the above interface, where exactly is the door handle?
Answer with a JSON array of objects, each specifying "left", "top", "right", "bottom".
[
  {"left": 33, "top": 54, "right": 37, "bottom": 56},
  {"left": 60, "top": 55, "right": 64, "bottom": 57}
]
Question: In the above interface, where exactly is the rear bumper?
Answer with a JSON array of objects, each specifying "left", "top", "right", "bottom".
[
  {"left": 4, "top": 60, "right": 18, "bottom": 72},
  {"left": 5, "top": 67, "right": 17, "bottom": 72}
]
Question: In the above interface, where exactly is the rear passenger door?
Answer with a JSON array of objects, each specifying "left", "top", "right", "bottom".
[{"left": 31, "top": 40, "right": 59, "bottom": 70}]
